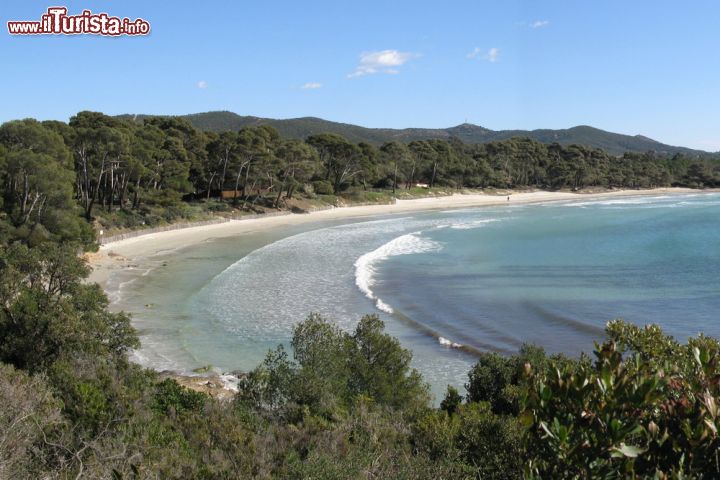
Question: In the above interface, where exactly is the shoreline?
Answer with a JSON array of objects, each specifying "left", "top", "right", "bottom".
[
  {"left": 87, "top": 187, "right": 700, "bottom": 288},
  {"left": 86, "top": 187, "right": 708, "bottom": 398}
]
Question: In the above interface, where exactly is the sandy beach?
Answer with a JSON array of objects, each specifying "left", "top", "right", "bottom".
[{"left": 87, "top": 188, "right": 699, "bottom": 288}]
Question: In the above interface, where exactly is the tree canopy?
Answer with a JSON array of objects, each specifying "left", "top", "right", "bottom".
[{"left": 1, "top": 111, "right": 717, "bottom": 248}]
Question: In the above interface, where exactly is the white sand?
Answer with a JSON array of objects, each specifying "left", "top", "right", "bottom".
[{"left": 86, "top": 188, "right": 699, "bottom": 287}]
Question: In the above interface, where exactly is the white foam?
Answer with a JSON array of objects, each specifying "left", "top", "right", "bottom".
[
  {"left": 375, "top": 298, "right": 394, "bottom": 314},
  {"left": 567, "top": 195, "right": 676, "bottom": 207},
  {"left": 449, "top": 218, "right": 498, "bottom": 230},
  {"left": 438, "top": 336, "right": 463, "bottom": 348},
  {"left": 141, "top": 266, "right": 156, "bottom": 277},
  {"left": 354, "top": 232, "right": 442, "bottom": 313},
  {"left": 219, "top": 373, "right": 240, "bottom": 392}
]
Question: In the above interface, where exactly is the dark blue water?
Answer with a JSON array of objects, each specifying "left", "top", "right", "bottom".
[{"left": 373, "top": 194, "right": 720, "bottom": 356}]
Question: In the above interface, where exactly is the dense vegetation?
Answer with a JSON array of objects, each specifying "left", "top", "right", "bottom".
[
  {"left": 3, "top": 111, "right": 720, "bottom": 477},
  {"left": 1, "top": 111, "right": 719, "bottom": 245},
  {"left": 119, "top": 111, "right": 714, "bottom": 157},
  {"left": 4, "top": 254, "right": 720, "bottom": 479}
]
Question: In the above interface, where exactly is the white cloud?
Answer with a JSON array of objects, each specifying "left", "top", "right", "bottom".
[
  {"left": 348, "top": 49, "right": 418, "bottom": 78},
  {"left": 466, "top": 47, "right": 482, "bottom": 59},
  {"left": 467, "top": 47, "right": 500, "bottom": 63},
  {"left": 196, "top": 80, "right": 208, "bottom": 89},
  {"left": 531, "top": 20, "right": 550, "bottom": 28},
  {"left": 301, "top": 82, "right": 323, "bottom": 89},
  {"left": 486, "top": 48, "right": 500, "bottom": 62}
]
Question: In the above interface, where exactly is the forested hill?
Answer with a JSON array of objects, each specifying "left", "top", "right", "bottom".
[{"left": 117, "top": 111, "right": 712, "bottom": 157}]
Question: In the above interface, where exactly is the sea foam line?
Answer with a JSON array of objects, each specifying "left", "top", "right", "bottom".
[
  {"left": 354, "top": 232, "right": 442, "bottom": 314},
  {"left": 567, "top": 195, "right": 678, "bottom": 208},
  {"left": 438, "top": 336, "right": 463, "bottom": 348},
  {"left": 449, "top": 218, "right": 499, "bottom": 230}
]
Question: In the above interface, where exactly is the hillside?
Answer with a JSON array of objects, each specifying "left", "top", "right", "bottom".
[{"left": 117, "top": 111, "right": 712, "bottom": 157}]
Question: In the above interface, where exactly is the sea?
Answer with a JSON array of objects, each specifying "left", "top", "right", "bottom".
[{"left": 106, "top": 192, "right": 720, "bottom": 400}]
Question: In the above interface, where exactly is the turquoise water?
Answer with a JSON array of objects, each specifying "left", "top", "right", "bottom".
[{"left": 110, "top": 193, "right": 720, "bottom": 399}]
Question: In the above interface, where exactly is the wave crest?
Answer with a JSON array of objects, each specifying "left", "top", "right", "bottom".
[
  {"left": 438, "top": 336, "right": 463, "bottom": 348},
  {"left": 354, "top": 232, "right": 442, "bottom": 314}
]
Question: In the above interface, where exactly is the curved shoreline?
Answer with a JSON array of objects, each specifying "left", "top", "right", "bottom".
[
  {"left": 87, "top": 188, "right": 700, "bottom": 288},
  {"left": 87, "top": 187, "right": 709, "bottom": 399}
]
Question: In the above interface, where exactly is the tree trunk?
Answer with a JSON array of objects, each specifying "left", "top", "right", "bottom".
[
  {"left": 392, "top": 163, "right": 398, "bottom": 194},
  {"left": 206, "top": 172, "right": 216, "bottom": 200},
  {"left": 275, "top": 170, "right": 290, "bottom": 208}
]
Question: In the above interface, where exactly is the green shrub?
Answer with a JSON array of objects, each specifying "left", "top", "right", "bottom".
[
  {"left": 311, "top": 180, "right": 334, "bottom": 195},
  {"left": 413, "top": 409, "right": 461, "bottom": 461},
  {"left": 466, "top": 351, "right": 515, "bottom": 410},
  {"left": 153, "top": 378, "right": 208, "bottom": 414},
  {"left": 414, "top": 401, "right": 524, "bottom": 478},
  {"left": 0, "top": 243, "right": 138, "bottom": 372},
  {"left": 440, "top": 385, "right": 462, "bottom": 415},
  {"left": 522, "top": 321, "right": 720, "bottom": 478},
  {"left": 455, "top": 402, "right": 524, "bottom": 479},
  {"left": 237, "top": 314, "right": 430, "bottom": 416}
]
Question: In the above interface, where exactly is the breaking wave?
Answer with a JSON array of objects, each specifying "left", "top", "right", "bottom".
[
  {"left": 438, "top": 336, "right": 463, "bottom": 348},
  {"left": 354, "top": 232, "right": 442, "bottom": 314}
]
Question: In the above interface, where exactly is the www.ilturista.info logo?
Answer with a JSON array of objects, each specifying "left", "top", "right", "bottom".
[{"left": 7, "top": 7, "right": 150, "bottom": 36}]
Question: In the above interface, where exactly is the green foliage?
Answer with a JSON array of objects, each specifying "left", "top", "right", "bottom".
[
  {"left": 466, "top": 351, "right": 516, "bottom": 411},
  {"left": 48, "top": 354, "right": 150, "bottom": 433},
  {"left": 153, "top": 378, "right": 208, "bottom": 414},
  {"left": 0, "top": 119, "right": 92, "bottom": 246},
  {"left": 290, "top": 313, "right": 350, "bottom": 411},
  {"left": 255, "top": 398, "right": 453, "bottom": 480},
  {"left": 455, "top": 402, "right": 525, "bottom": 479},
  {"left": 522, "top": 320, "right": 720, "bottom": 478},
  {"left": 3, "top": 111, "right": 717, "bottom": 245},
  {"left": 412, "top": 409, "right": 461, "bottom": 462},
  {"left": 311, "top": 179, "right": 334, "bottom": 194},
  {"left": 465, "top": 344, "right": 562, "bottom": 415},
  {"left": 348, "top": 315, "right": 430, "bottom": 410},
  {"left": 440, "top": 385, "right": 462, "bottom": 415},
  {"left": 413, "top": 402, "right": 525, "bottom": 478},
  {"left": 0, "top": 243, "right": 138, "bottom": 371},
  {"left": 237, "top": 344, "right": 296, "bottom": 412},
  {"left": 4, "top": 247, "right": 720, "bottom": 480},
  {"left": 238, "top": 313, "right": 430, "bottom": 417}
]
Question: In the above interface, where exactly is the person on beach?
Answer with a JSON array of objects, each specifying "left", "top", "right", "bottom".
[{"left": 507, "top": 196, "right": 510, "bottom": 201}]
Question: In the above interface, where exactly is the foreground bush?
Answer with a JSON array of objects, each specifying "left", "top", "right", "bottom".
[
  {"left": 0, "top": 363, "right": 63, "bottom": 478},
  {"left": 236, "top": 313, "right": 431, "bottom": 417},
  {"left": 0, "top": 243, "right": 138, "bottom": 372},
  {"left": 522, "top": 321, "right": 720, "bottom": 478}
]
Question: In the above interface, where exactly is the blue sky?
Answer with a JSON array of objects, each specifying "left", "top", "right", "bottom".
[{"left": 1, "top": 1, "right": 719, "bottom": 150}]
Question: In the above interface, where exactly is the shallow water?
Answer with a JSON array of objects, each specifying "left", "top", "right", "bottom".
[{"left": 110, "top": 193, "right": 720, "bottom": 400}]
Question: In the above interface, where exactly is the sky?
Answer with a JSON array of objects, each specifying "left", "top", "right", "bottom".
[{"left": 1, "top": 1, "right": 719, "bottom": 151}]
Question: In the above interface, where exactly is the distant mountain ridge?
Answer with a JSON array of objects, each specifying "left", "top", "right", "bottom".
[{"left": 117, "top": 111, "right": 712, "bottom": 157}]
